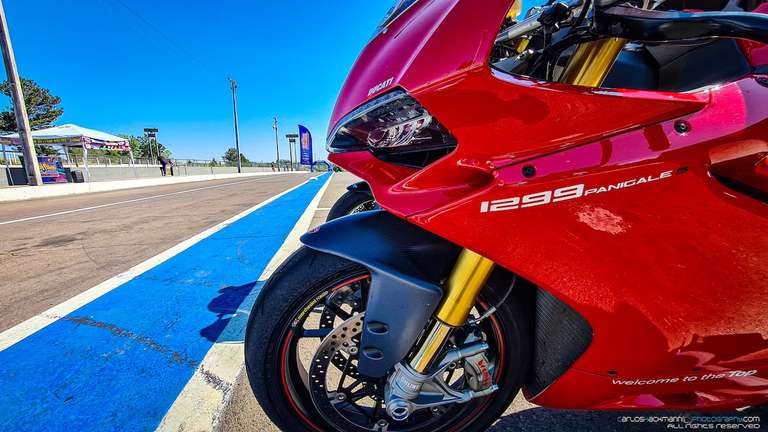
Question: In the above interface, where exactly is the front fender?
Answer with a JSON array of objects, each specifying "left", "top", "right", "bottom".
[
  {"left": 301, "top": 210, "right": 460, "bottom": 377},
  {"left": 346, "top": 181, "right": 371, "bottom": 194}
]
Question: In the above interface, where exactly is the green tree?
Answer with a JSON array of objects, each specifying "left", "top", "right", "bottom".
[
  {"left": 223, "top": 147, "right": 250, "bottom": 167},
  {"left": 34, "top": 145, "right": 59, "bottom": 156},
  {"left": 0, "top": 78, "right": 64, "bottom": 132},
  {"left": 119, "top": 134, "right": 171, "bottom": 159},
  {"left": 209, "top": 158, "right": 220, "bottom": 167},
  {"left": 0, "top": 78, "right": 64, "bottom": 156}
]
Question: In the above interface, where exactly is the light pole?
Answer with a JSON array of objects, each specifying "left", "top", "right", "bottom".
[
  {"left": 272, "top": 117, "right": 280, "bottom": 172},
  {"left": 286, "top": 133, "right": 298, "bottom": 171},
  {"left": 0, "top": 0, "right": 41, "bottom": 185},
  {"left": 228, "top": 78, "right": 241, "bottom": 173},
  {"left": 287, "top": 136, "right": 294, "bottom": 171},
  {"left": 144, "top": 128, "right": 158, "bottom": 162}
]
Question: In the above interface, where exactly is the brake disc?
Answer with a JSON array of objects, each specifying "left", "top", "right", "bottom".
[
  {"left": 306, "top": 312, "right": 490, "bottom": 431},
  {"left": 308, "top": 313, "right": 382, "bottom": 432}
]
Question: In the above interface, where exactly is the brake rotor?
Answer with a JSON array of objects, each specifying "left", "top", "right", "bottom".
[{"left": 308, "top": 313, "right": 381, "bottom": 432}]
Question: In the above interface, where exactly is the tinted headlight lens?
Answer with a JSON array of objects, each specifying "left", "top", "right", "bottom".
[{"left": 327, "top": 89, "right": 456, "bottom": 156}]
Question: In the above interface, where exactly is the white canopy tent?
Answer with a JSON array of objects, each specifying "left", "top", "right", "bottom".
[{"left": 0, "top": 124, "right": 133, "bottom": 181}]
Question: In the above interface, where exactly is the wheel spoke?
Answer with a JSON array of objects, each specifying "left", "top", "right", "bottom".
[
  {"left": 337, "top": 354, "right": 352, "bottom": 391},
  {"left": 325, "top": 302, "right": 352, "bottom": 321},
  {"left": 349, "top": 384, "right": 376, "bottom": 402},
  {"left": 345, "top": 399, "right": 373, "bottom": 420}
]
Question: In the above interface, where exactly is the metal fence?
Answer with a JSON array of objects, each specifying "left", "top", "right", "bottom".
[
  {"left": 1, "top": 148, "right": 313, "bottom": 187},
  {"left": 0, "top": 148, "right": 305, "bottom": 170}
]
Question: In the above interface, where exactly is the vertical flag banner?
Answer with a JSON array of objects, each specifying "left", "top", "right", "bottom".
[{"left": 299, "top": 125, "right": 313, "bottom": 170}]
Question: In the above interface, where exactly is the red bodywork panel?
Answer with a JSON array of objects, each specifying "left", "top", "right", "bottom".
[{"left": 329, "top": 0, "right": 768, "bottom": 410}]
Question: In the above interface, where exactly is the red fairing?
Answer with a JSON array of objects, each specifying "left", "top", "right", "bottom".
[{"left": 329, "top": 0, "right": 768, "bottom": 411}]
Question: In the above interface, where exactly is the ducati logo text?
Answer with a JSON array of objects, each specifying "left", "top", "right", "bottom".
[{"left": 368, "top": 77, "right": 394, "bottom": 96}]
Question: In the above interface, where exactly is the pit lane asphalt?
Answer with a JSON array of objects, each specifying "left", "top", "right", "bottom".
[{"left": 0, "top": 173, "right": 315, "bottom": 333}]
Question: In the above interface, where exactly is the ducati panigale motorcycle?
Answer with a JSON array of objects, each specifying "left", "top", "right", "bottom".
[{"left": 245, "top": 0, "right": 768, "bottom": 430}]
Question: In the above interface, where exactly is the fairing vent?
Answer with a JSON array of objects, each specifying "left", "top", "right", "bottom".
[{"left": 527, "top": 289, "right": 593, "bottom": 396}]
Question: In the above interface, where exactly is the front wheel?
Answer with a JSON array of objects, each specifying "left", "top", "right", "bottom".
[
  {"left": 326, "top": 190, "right": 376, "bottom": 221},
  {"left": 245, "top": 247, "right": 529, "bottom": 432}
]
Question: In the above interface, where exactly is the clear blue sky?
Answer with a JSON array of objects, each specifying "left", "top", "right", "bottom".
[{"left": 1, "top": 0, "right": 392, "bottom": 161}]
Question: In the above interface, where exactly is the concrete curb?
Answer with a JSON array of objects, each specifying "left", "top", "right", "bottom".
[{"left": 0, "top": 172, "right": 303, "bottom": 202}]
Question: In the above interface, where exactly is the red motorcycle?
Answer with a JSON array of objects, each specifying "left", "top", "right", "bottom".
[{"left": 245, "top": 0, "right": 768, "bottom": 430}]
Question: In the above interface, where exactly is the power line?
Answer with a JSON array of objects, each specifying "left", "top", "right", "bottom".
[{"left": 107, "top": 0, "right": 212, "bottom": 73}]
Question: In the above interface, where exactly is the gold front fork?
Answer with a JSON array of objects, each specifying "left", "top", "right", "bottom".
[
  {"left": 560, "top": 38, "right": 627, "bottom": 87},
  {"left": 409, "top": 37, "right": 626, "bottom": 374},
  {"left": 410, "top": 250, "right": 495, "bottom": 372}
]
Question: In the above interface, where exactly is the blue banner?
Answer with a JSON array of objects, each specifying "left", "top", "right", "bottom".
[{"left": 298, "top": 125, "right": 313, "bottom": 167}]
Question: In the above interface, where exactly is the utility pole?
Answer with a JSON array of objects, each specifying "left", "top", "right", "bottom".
[
  {"left": 228, "top": 78, "right": 241, "bottom": 173},
  {"left": 272, "top": 117, "right": 280, "bottom": 172},
  {"left": 0, "top": 0, "right": 41, "bottom": 186}
]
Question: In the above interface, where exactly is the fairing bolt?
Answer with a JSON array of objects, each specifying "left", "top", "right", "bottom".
[
  {"left": 522, "top": 165, "right": 536, "bottom": 178},
  {"left": 674, "top": 121, "right": 691, "bottom": 135}
]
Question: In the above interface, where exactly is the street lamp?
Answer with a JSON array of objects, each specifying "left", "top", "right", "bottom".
[
  {"left": 144, "top": 128, "right": 159, "bottom": 162},
  {"left": 286, "top": 133, "right": 298, "bottom": 171},
  {"left": 228, "top": 78, "right": 241, "bottom": 173},
  {"left": 272, "top": 117, "right": 280, "bottom": 172}
]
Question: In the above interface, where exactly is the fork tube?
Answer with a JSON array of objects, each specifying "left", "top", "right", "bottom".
[
  {"left": 559, "top": 38, "right": 626, "bottom": 87},
  {"left": 410, "top": 38, "right": 626, "bottom": 374},
  {"left": 410, "top": 249, "right": 495, "bottom": 373}
]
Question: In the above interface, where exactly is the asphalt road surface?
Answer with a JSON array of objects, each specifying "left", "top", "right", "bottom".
[{"left": 0, "top": 173, "right": 315, "bottom": 333}]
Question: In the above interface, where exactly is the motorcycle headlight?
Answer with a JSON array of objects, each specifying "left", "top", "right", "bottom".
[
  {"left": 327, "top": 89, "right": 456, "bottom": 157},
  {"left": 377, "top": 0, "right": 420, "bottom": 32}
]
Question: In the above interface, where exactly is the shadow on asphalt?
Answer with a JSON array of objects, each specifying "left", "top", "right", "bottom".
[
  {"left": 200, "top": 281, "right": 259, "bottom": 342},
  {"left": 490, "top": 405, "right": 768, "bottom": 431}
]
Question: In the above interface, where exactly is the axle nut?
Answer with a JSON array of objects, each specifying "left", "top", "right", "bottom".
[{"left": 386, "top": 398, "right": 412, "bottom": 421}]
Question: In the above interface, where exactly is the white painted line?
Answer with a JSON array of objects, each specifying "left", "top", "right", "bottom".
[
  {"left": 0, "top": 177, "right": 288, "bottom": 226},
  {"left": 156, "top": 173, "right": 334, "bottom": 432},
  {"left": 0, "top": 176, "right": 321, "bottom": 352}
]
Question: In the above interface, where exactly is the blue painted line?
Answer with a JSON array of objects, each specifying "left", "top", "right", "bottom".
[{"left": 0, "top": 174, "right": 329, "bottom": 432}]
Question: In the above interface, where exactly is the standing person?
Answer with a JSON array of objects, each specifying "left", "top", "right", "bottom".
[
  {"left": 169, "top": 159, "right": 175, "bottom": 176},
  {"left": 157, "top": 155, "right": 168, "bottom": 176}
]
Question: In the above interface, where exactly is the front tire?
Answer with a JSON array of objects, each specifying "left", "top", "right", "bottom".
[
  {"left": 326, "top": 190, "right": 376, "bottom": 221},
  {"left": 245, "top": 247, "right": 530, "bottom": 432}
]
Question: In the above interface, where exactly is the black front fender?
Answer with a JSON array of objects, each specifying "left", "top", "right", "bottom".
[
  {"left": 346, "top": 181, "right": 372, "bottom": 194},
  {"left": 300, "top": 210, "right": 460, "bottom": 377}
]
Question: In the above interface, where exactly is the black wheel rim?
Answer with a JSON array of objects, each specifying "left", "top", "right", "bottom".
[{"left": 277, "top": 273, "right": 507, "bottom": 432}]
